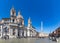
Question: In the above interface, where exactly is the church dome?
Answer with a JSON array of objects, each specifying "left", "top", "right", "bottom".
[{"left": 17, "top": 11, "right": 23, "bottom": 19}]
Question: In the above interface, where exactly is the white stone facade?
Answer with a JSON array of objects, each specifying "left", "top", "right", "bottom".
[{"left": 0, "top": 7, "right": 37, "bottom": 39}]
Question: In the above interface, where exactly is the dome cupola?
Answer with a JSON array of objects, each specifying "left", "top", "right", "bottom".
[{"left": 17, "top": 11, "right": 23, "bottom": 19}]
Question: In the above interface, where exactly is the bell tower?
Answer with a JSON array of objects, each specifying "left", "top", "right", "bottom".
[
  {"left": 40, "top": 21, "right": 43, "bottom": 32},
  {"left": 28, "top": 17, "right": 32, "bottom": 28},
  {"left": 10, "top": 6, "right": 16, "bottom": 23}
]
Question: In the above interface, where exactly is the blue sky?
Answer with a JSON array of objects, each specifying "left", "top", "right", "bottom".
[{"left": 0, "top": 0, "right": 60, "bottom": 33}]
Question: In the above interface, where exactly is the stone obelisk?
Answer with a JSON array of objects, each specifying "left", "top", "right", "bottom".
[{"left": 41, "top": 21, "right": 43, "bottom": 33}]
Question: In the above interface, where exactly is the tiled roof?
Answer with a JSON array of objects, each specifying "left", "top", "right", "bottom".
[{"left": 2, "top": 18, "right": 10, "bottom": 20}]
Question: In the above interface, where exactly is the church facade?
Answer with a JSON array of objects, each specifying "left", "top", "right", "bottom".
[{"left": 0, "top": 7, "right": 37, "bottom": 39}]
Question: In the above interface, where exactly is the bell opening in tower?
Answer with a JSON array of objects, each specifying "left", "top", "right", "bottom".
[{"left": 13, "top": 19, "right": 14, "bottom": 23}]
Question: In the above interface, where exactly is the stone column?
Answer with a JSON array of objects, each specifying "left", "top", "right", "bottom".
[
  {"left": 10, "top": 29, "right": 13, "bottom": 36},
  {"left": 24, "top": 30, "right": 26, "bottom": 37},
  {"left": 27, "top": 29, "right": 30, "bottom": 37},
  {"left": 1, "top": 25, "right": 3, "bottom": 38},
  {"left": 31, "top": 31, "right": 33, "bottom": 37},
  {"left": 20, "top": 29, "right": 23, "bottom": 37},
  {"left": 30, "top": 30, "right": 32, "bottom": 37},
  {"left": 15, "top": 29, "right": 18, "bottom": 37}
]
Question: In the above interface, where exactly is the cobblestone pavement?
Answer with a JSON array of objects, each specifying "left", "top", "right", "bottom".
[{"left": 0, "top": 38, "right": 59, "bottom": 43}]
